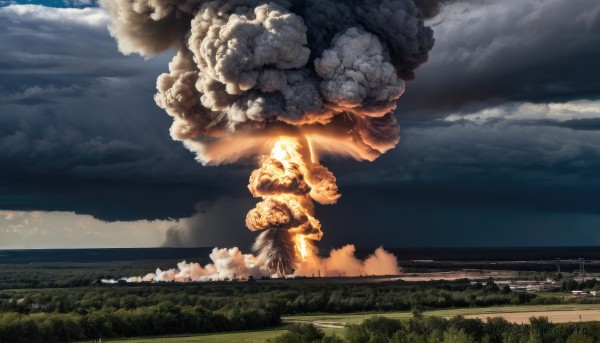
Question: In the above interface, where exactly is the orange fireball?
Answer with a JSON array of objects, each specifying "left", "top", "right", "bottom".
[{"left": 246, "top": 136, "right": 338, "bottom": 276}]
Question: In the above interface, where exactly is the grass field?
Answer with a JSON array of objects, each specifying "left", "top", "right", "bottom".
[
  {"left": 283, "top": 304, "right": 600, "bottom": 327},
  {"left": 103, "top": 329, "right": 288, "bottom": 343},
  {"left": 104, "top": 304, "right": 600, "bottom": 342},
  {"left": 103, "top": 327, "right": 343, "bottom": 342},
  {"left": 464, "top": 310, "right": 600, "bottom": 323}
]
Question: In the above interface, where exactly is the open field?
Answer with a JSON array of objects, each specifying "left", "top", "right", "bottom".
[
  {"left": 101, "top": 329, "right": 288, "bottom": 343},
  {"left": 464, "top": 310, "right": 600, "bottom": 323},
  {"left": 102, "top": 327, "right": 343, "bottom": 343},
  {"left": 283, "top": 304, "right": 600, "bottom": 327}
]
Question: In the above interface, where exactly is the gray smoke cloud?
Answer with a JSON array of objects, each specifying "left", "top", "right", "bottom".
[
  {"left": 412, "top": 0, "right": 466, "bottom": 19},
  {"left": 99, "top": 0, "right": 434, "bottom": 165}
]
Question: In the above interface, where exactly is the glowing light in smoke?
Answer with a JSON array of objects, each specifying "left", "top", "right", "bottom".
[
  {"left": 296, "top": 234, "right": 309, "bottom": 261},
  {"left": 246, "top": 135, "right": 335, "bottom": 276}
]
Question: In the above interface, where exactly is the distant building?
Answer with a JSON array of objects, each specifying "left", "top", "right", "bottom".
[{"left": 506, "top": 280, "right": 557, "bottom": 293}]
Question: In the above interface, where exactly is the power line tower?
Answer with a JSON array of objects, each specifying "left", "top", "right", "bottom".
[
  {"left": 576, "top": 258, "right": 591, "bottom": 282},
  {"left": 555, "top": 258, "right": 561, "bottom": 274}
]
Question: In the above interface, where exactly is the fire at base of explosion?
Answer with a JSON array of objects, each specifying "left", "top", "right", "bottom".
[{"left": 246, "top": 136, "right": 334, "bottom": 277}]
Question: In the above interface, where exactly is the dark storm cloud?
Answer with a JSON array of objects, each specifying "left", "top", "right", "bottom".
[
  {"left": 552, "top": 119, "right": 600, "bottom": 131},
  {"left": 412, "top": 0, "right": 465, "bottom": 19},
  {"left": 156, "top": 180, "right": 600, "bottom": 248},
  {"left": 161, "top": 198, "right": 257, "bottom": 248},
  {"left": 319, "top": 109, "right": 600, "bottom": 246},
  {"left": 0, "top": 5, "right": 253, "bottom": 221},
  {"left": 398, "top": 0, "right": 600, "bottom": 117},
  {"left": 385, "top": 118, "right": 600, "bottom": 185},
  {"left": 0, "top": 6, "right": 150, "bottom": 102},
  {"left": 0, "top": 1, "right": 97, "bottom": 8},
  {"left": 313, "top": 182, "right": 600, "bottom": 247},
  {"left": 0, "top": 171, "right": 243, "bottom": 221}
]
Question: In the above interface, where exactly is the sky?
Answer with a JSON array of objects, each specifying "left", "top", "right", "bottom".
[{"left": 0, "top": 0, "right": 600, "bottom": 249}]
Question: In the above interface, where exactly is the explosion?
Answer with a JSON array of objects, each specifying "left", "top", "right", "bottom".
[
  {"left": 247, "top": 136, "right": 337, "bottom": 275},
  {"left": 99, "top": 0, "right": 435, "bottom": 280}
]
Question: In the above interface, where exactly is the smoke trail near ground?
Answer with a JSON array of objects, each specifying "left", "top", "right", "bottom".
[
  {"left": 102, "top": 245, "right": 399, "bottom": 283},
  {"left": 296, "top": 245, "right": 401, "bottom": 277},
  {"left": 100, "top": 0, "right": 433, "bottom": 279},
  {"left": 126, "top": 247, "right": 269, "bottom": 282}
]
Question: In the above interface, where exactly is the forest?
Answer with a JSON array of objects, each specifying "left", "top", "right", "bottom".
[
  {"left": 0, "top": 277, "right": 598, "bottom": 342},
  {"left": 270, "top": 315, "right": 600, "bottom": 343}
]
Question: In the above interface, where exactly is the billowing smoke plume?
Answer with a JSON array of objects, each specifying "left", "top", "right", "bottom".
[
  {"left": 296, "top": 245, "right": 401, "bottom": 277},
  {"left": 100, "top": 0, "right": 433, "bottom": 279},
  {"left": 126, "top": 247, "right": 268, "bottom": 282},
  {"left": 103, "top": 244, "right": 400, "bottom": 283},
  {"left": 99, "top": 0, "right": 433, "bottom": 163}
]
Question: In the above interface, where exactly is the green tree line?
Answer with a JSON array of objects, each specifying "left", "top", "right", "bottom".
[
  {"left": 0, "top": 302, "right": 278, "bottom": 342},
  {"left": 271, "top": 315, "right": 600, "bottom": 343},
  {"left": 0, "top": 280, "right": 537, "bottom": 316}
]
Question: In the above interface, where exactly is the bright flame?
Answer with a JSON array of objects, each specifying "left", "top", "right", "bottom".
[
  {"left": 297, "top": 235, "right": 308, "bottom": 261},
  {"left": 270, "top": 137, "right": 318, "bottom": 262},
  {"left": 246, "top": 135, "right": 337, "bottom": 275},
  {"left": 271, "top": 137, "right": 307, "bottom": 169},
  {"left": 270, "top": 137, "right": 322, "bottom": 263}
]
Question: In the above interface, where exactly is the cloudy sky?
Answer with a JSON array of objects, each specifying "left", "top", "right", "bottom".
[{"left": 1, "top": 0, "right": 599, "bottom": 249}]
